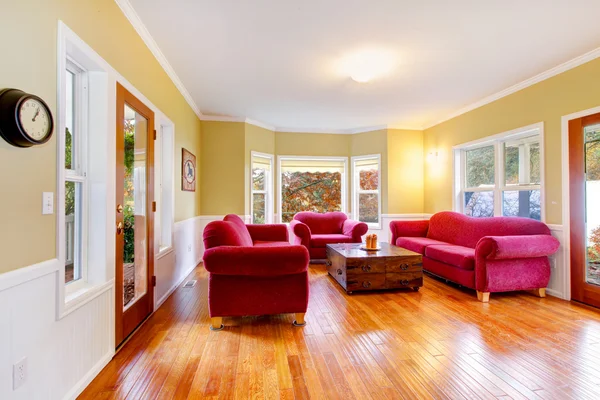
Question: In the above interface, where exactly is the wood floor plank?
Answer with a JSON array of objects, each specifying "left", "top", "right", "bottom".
[{"left": 79, "top": 265, "right": 600, "bottom": 400}]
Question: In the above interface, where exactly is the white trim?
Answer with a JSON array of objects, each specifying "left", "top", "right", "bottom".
[
  {"left": 560, "top": 105, "right": 600, "bottom": 301},
  {"left": 155, "top": 263, "right": 197, "bottom": 309},
  {"left": 277, "top": 155, "right": 348, "bottom": 223},
  {"left": 426, "top": 47, "right": 600, "bottom": 130},
  {"left": 351, "top": 154, "right": 382, "bottom": 229},
  {"left": 113, "top": 0, "right": 202, "bottom": 119},
  {"left": 62, "top": 350, "right": 115, "bottom": 400},
  {"left": 452, "top": 123, "right": 543, "bottom": 150},
  {"left": 381, "top": 213, "right": 432, "bottom": 219},
  {"left": 62, "top": 279, "right": 114, "bottom": 318},
  {"left": 250, "top": 151, "right": 274, "bottom": 224},
  {"left": 0, "top": 259, "right": 60, "bottom": 292},
  {"left": 245, "top": 118, "right": 276, "bottom": 131}
]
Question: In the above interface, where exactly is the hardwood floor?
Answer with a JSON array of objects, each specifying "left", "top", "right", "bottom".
[{"left": 80, "top": 264, "right": 600, "bottom": 399}]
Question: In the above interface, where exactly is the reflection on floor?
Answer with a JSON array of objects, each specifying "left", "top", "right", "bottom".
[{"left": 81, "top": 264, "right": 600, "bottom": 399}]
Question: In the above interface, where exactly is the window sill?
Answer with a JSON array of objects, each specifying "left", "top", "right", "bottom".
[{"left": 60, "top": 279, "right": 114, "bottom": 319}]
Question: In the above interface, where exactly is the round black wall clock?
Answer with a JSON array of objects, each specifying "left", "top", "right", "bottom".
[{"left": 0, "top": 88, "right": 54, "bottom": 148}]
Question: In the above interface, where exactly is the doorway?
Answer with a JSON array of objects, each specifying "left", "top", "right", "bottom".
[
  {"left": 569, "top": 112, "right": 600, "bottom": 308},
  {"left": 115, "top": 83, "right": 155, "bottom": 346}
]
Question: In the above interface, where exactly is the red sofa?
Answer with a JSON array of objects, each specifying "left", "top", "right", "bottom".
[
  {"left": 202, "top": 214, "right": 310, "bottom": 330},
  {"left": 390, "top": 211, "right": 560, "bottom": 302},
  {"left": 290, "top": 211, "right": 369, "bottom": 259}
]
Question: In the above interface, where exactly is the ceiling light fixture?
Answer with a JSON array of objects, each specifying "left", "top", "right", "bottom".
[{"left": 338, "top": 48, "right": 398, "bottom": 83}]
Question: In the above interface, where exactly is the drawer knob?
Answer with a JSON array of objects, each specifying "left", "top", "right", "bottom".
[
  {"left": 401, "top": 279, "right": 409, "bottom": 286},
  {"left": 326, "top": 260, "right": 332, "bottom": 267},
  {"left": 337, "top": 269, "right": 343, "bottom": 276},
  {"left": 362, "top": 281, "right": 371, "bottom": 288},
  {"left": 361, "top": 264, "right": 372, "bottom": 272},
  {"left": 400, "top": 263, "right": 409, "bottom": 271}
]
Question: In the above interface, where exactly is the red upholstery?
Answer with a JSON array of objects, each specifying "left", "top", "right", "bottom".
[
  {"left": 425, "top": 245, "right": 475, "bottom": 271},
  {"left": 291, "top": 212, "right": 368, "bottom": 259},
  {"left": 202, "top": 216, "right": 310, "bottom": 321},
  {"left": 390, "top": 211, "right": 560, "bottom": 295},
  {"left": 395, "top": 237, "right": 447, "bottom": 254}
]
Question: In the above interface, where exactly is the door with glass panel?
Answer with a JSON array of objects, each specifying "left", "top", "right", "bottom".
[
  {"left": 570, "top": 113, "right": 600, "bottom": 308},
  {"left": 115, "top": 83, "right": 155, "bottom": 346}
]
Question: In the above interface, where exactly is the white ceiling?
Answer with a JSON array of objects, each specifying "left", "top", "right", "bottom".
[{"left": 128, "top": 0, "right": 600, "bottom": 131}]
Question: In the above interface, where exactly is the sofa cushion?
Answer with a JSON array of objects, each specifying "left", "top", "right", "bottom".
[
  {"left": 223, "top": 214, "right": 253, "bottom": 247},
  {"left": 293, "top": 211, "right": 347, "bottom": 234},
  {"left": 395, "top": 237, "right": 448, "bottom": 254},
  {"left": 253, "top": 241, "right": 291, "bottom": 248},
  {"left": 425, "top": 244, "right": 475, "bottom": 271},
  {"left": 203, "top": 221, "right": 249, "bottom": 249},
  {"left": 310, "top": 234, "right": 353, "bottom": 248}
]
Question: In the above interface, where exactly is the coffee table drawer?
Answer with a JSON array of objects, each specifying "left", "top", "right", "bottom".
[
  {"left": 385, "top": 272, "right": 423, "bottom": 289},
  {"left": 346, "top": 273, "right": 386, "bottom": 292},
  {"left": 346, "top": 258, "right": 387, "bottom": 274},
  {"left": 386, "top": 256, "right": 422, "bottom": 273}
]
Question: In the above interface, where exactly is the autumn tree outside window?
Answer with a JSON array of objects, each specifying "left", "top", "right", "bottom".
[
  {"left": 251, "top": 152, "right": 274, "bottom": 224},
  {"left": 278, "top": 156, "right": 347, "bottom": 223},
  {"left": 454, "top": 124, "right": 544, "bottom": 221},
  {"left": 352, "top": 155, "right": 381, "bottom": 228}
]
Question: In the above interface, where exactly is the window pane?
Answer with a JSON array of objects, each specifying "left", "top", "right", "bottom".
[
  {"left": 359, "top": 193, "right": 379, "bottom": 223},
  {"left": 586, "top": 139, "right": 600, "bottom": 286},
  {"left": 281, "top": 168, "right": 342, "bottom": 223},
  {"left": 65, "top": 181, "right": 82, "bottom": 284},
  {"left": 65, "top": 70, "right": 75, "bottom": 170},
  {"left": 252, "top": 167, "right": 266, "bottom": 191},
  {"left": 504, "top": 137, "right": 540, "bottom": 186},
  {"left": 502, "top": 190, "right": 541, "bottom": 221},
  {"left": 464, "top": 191, "right": 494, "bottom": 217},
  {"left": 585, "top": 124, "right": 600, "bottom": 143},
  {"left": 253, "top": 193, "right": 266, "bottom": 224},
  {"left": 465, "top": 146, "right": 495, "bottom": 188}
]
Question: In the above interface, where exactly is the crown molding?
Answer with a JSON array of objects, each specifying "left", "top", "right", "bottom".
[
  {"left": 114, "top": 0, "right": 203, "bottom": 119},
  {"left": 246, "top": 118, "right": 276, "bottom": 131},
  {"left": 424, "top": 45, "right": 600, "bottom": 130},
  {"left": 200, "top": 115, "right": 246, "bottom": 123}
]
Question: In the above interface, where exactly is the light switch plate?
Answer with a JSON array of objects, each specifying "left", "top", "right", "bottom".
[
  {"left": 13, "top": 357, "right": 27, "bottom": 390},
  {"left": 42, "top": 192, "right": 54, "bottom": 215}
]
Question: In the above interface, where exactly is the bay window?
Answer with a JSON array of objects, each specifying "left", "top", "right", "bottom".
[
  {"left": 278, "top": 156, "right": 347, "bottom": 223},
  {"left": 251, "top": 152, "right": 274, "bottom": 224},
  {"left": 351, "top": 155, "right": 381, "bottom": 228},
  {"left": 455, "top": 123, "right": 544, "bottom": 221}
]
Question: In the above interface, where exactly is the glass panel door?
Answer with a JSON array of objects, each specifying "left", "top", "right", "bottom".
[
  {"left": 122, "top": 105, "right": 148, "bottom": 309},
  {"left": 585, "top": 124, "right": 600, "bottom": 286}
]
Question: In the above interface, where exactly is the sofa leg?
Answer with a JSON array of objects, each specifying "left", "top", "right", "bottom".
[
  {"left": 477, "top": 291, "right": 490, "bottom": 303},
  {"left": 293, "top": 313, "right": 307, "bottom": 327},
  {"left": 532, "top": 288, "right": 546, "bottom": 298},
  {"left": 210, "top": 317, "right": 224, "bottom": 331}
]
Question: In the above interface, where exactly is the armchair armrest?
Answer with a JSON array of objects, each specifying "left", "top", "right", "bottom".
[
  {"left": 342, "top": 219, "right": 368, "bottom": 241},
  {"left": 476, "top": 235, "right": 560, "bottom": 260},
  {"left": 203, "top": 246, "right": 309, "bottom": 276},
  {"left": 290, "top": 220, "right": 311, "bottom": 247},
  {"left": 389, "top": 220, "right": 429, "bottom": 245},
  {"left": 246, "top": 224, "right": 289, "bottom": 243}
]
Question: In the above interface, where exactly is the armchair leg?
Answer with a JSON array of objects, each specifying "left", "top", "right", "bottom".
[
  {"left": 210, "top": 317, "right": 224, "bottom": 331},
  {"left": 477, "top": 291, "right": 490, "bottom": 303},
  {"left": 293, "top": 313, "right": 306, "bottom": 327},
  {"left": 532, "top": 288, "right": 546, "bottom": 298}
]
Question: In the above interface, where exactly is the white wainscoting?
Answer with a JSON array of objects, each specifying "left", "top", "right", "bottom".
[
  {"left": 547, "top": 224, "right": 568, "bottom": 300},
  {"left": 0, "top": 260, "right": 113, "bottom": 400}
]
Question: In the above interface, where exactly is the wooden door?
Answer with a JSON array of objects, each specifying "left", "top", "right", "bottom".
[
  {"left": 115, "top": 83, "right": 155, "bottom": 346},
  {"left": 569, "top": 112, "right": 600, "bottom": 308}
]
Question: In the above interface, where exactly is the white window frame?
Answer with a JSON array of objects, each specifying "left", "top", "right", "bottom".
[
  {"left": 453, "top": 122, "right": 545, "bottom": 221},
  {"left": 351, "top": 154, "right": 382, "bottom": 229},
  {"left": 250, "top": 151, "right": 274, "bottom": 224},
  {"left": 155, "top": 118, "right": 175, "bottom": 258},
  {"left": 277, "top": 155, "right": 348, "bottom": 223},
  {"left": 61, "top": 58, "right": 89, "bottom": 292}
]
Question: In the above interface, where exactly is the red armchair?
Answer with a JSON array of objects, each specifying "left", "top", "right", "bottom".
[
  {"left": 389, "top": 211, "right": 560, "bottom": 302},
  {"left": 290, "top": 211, "right": 369, "bottom": 259},
  {"left": 202, "top": 214, "right": 310, "bottom": 330}
]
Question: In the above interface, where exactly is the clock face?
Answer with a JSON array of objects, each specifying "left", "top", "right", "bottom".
[{"left": 18, "top": 98, "right": 50, "bottom": 141}]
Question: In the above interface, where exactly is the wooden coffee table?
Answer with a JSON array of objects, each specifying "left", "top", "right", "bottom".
[{"left": 325, "top": 242, "right": 423, "bottom": 294}]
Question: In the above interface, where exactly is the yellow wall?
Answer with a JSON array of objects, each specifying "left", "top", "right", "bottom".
[
  {"left": 275, "top": 132, "right": 351, "bottom": 157},
  {"left": 0, "top": 0, "right": 202, "bottom": 273},
  {"left": 350, "top": 129, "right": 389, "bottom": 213},
  {"left": 245, "top": 124, "right": 276, "bottom": 215},
  {"left": 423, "top": 57, "right": 600, "bottom": 224},
  {"left": 200, "top": 121, "right": 246, "bottom": 215},
  {"left": 387, "top": 129, "right": 425, "bottom": 214}
]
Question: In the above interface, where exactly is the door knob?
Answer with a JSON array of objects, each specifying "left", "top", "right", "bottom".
[
  {"left": 116, "top": 221, "right": 123, "bottom": 235},
  {"left": 117, "top": 204, "right": 123, "bottom": 213}
]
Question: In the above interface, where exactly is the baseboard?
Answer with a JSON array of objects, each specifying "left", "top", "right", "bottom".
[
  {"left": 156, "top": 261, "right": 200, "bottom": 309},
  {"left": 545, "top": 288, "right": 566, "bottom": 300},
  {"left": 62, "top": 350, "right": 114, "bottom": 400}
]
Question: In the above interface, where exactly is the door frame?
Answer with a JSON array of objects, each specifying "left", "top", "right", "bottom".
[
  {"left": 561, "top": 105, "right": 600, "bottom": 301},
  {"left": 115, "top": 82, "right": 156, "bottom": 346}
]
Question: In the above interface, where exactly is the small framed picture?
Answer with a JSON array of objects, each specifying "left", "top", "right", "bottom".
[{"left": 182, "top": 148, "right": 196, "bottom": 192}]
